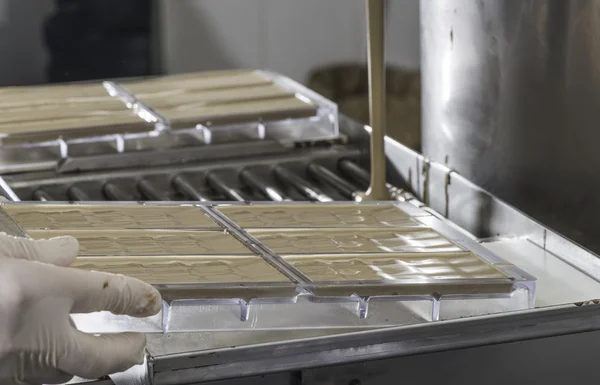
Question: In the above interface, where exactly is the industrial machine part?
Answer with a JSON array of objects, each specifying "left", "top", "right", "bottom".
[
  {"left": 420, "top": 0, "right": 600, "bottom": 254},
  {"left": 0, "top": 138, "right": 374, "bottom": 203},
  {"left": 0, "top": 69, "right": 351, "bottom": 204}
]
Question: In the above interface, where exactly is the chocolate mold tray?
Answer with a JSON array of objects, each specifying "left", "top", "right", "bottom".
[
  {"left": 0, "top": 201, "right": 536, "bottom": 332},
  {"left": 0, "top": 70, "right": 339, "bottom": 174},
  {"left": 108, "top": 69, "right": 338, "bottom": 142}
]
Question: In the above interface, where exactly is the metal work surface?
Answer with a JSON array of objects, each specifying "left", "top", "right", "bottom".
[
  {"left": 148, "top": 306, "right": 600, "bottom": 385},
  {"left": 421, "top": 0, "right": 600, "bottom": 254}
]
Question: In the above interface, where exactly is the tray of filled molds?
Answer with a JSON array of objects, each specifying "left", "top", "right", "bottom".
[
  {"left": 108, "top": 69, "right": 339, "bottom": 142},
  {"left": 0, "top": 201, "right": 536, "bottom": 332},
  {"left": 0, "top": 70, "right": 339, "bottom": 175}
]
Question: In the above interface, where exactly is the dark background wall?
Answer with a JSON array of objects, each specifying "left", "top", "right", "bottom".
[
  {"left": 0, "top": 0, "right": 53, "bottom": 85},
  {"left": 45, "top": 0, "right": 153, "bottom": 82}
]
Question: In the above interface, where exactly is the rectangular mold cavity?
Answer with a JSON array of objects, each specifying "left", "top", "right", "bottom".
[
  {"left": 121, "top": 71, "right": 314, "bottom": 129},
  {"left": 27, "top": 229, "right": 253, "bottom": 256},
  {"left": 72, "top": 255, "right": 297, "bottom": 301},
  {"left": 216, "top": 204, "right": 424, "bottom": 229},
  {"left": 283, "top": 252, "right": 514, "bottom": 297},
  {"left": 2, "top": 204, "right": 219, "bottom": 230},
  {"left": 72, "top": 255, "right": 288, "bottom": 285},
  {"left": 248, "top": 228, "right": 464, "bottom": 255},
  {"left": 0, "top": 81, "right": 155, "bottom": 144}
]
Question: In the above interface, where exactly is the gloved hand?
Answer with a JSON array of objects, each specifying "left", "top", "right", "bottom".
[{"left": 0, "top": 232, "right": 162, "bottom": 385}]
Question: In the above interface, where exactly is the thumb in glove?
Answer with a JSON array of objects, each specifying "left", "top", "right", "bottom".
[{"left": 0, "top": 233, "right": 162, "bottom": 384}]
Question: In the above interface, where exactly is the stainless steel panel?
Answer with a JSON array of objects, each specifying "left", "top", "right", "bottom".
[
  {"left": 301, "top": 330, "right": 600, "bottom": 385},
  {"left": 2, "top": 146, "right": 363, "bottom": 203},
  {"left": 151, "top": 305, "right": 600, "bottom": 385},
  {"left": 420, "top": 0, "right": 600, "bottom": 253},
  {"left": 0, "top": 146, "right": 59, "bottom": 174}
]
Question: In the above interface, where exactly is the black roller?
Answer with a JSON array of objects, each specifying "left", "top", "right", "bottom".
[
  {"left": 138, "top": 179, "right": 170, "bottom": 201},
  {"left": 207, "top": 172, "right": 248, "bottom": 202},
  {"left": 103, "top": 183, "right": 134, "bottom": 201},
  {"left": 32, "top": 189, "right": 53, "bottom": 201},
  {"left": 338, "top": 159, "right": 371, "bottom": 188},
  {"left": 307, "top": 163, "right": 358, "bottom": 199},
  {"left": 273, "top": 166, "right": 333, "bottom": 202},
  {"left": 240, "top": 169, "right": 290, "bottom": 202},
  {"left": 172, "top": 175, "right": 210, "bottom": 202},
  {"left": 67, "top": 186, "right": 91, "bottom": 201},
  {"left": 339, "top": 159, "right": 401, "bottom": 198}
]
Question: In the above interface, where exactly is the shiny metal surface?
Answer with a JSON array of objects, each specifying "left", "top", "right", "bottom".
[
  {"left": 307, "top": 163, "right": 359, "bottom": 199},
  {"left": 421, "top": 0, "right": 600, "bottom": 253},
  {"left": 0, "top": 146, "right": 58, "bottom": 174},
  {"left": 103, "top": 183, "right": 134, "bottom": 201},
  {"left": 172, "top": 175, "right": 211, "bottom": 201},
  {"left": 56, "top": 140, "right": 288, "bottom": 174},
  {"left": 207, "top": 172, "right": 248, "bottom": 202},
  {"left": 273, "top": 166, "right": 333, "bottom": 202},
  {"left": 138, "top": 179, "right": 171, "bottom": 201},
  {"left": 150, "top": 305, "right": 600, "bottom": 384},
  {"left": 1, "top": 144, "right": 363, "bottom": 202},
  {"left": 68, "top": 186, "right": 91, "bottom": 201},
  {"left": 32, "top": 189, "right": 52, "bottom": 201},
  {"left": 240, "top": 169, "right": 291, "bottom": 202}
]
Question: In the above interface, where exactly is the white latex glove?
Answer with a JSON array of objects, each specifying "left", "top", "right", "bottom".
[{"left": 0, "top": 233, "right": 162, "bottom": 385}]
